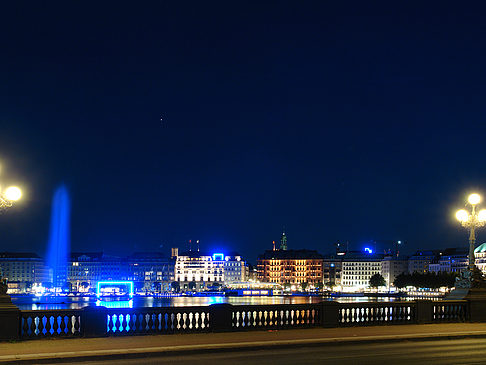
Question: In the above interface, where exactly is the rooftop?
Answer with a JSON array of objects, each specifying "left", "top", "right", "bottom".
[{"left": 258, "top": 249, "right": 323, "bottom": 260}]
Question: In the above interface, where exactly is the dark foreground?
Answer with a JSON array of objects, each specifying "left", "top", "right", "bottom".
[{"left": 70, "top": 338, "right": 486, "bottom": 365}]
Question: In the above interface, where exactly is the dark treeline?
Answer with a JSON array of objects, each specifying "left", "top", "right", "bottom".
[{"left": 393, "top": 272, "right": 457, "bottom": 289}]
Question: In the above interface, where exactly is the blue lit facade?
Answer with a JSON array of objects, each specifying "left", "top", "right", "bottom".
[
  {"left": 68, "top": 252, "right": 174, "bottom": 293},
  {"left": 68, "top": 253, "right": 129, "bottom": 292},
  {"left": 126, "top": 252, "right": 174, "bottom": 292}
]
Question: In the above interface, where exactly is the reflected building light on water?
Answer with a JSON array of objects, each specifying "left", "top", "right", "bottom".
[{"left": 96, "top": 299, "right": 134, "bottom": 308}]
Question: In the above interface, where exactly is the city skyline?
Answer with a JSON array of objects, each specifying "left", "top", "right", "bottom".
[{"left": 2, "top": 2, "right": 486, "bottom": 261}]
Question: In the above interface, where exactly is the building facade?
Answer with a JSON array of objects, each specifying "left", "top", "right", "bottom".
[
  {"left": 322, "top": 254, "right": 342, "bottom": 289},
  {"left": 174, "top": 251, "right": 226, "bottom": 290},
  {"left": 257, "top": 249, "right": 323, "bottom": 288},
  {"left": 408, "top": 250, "right": 439, "bottom": 274},
  {"left": 341, "top": 251, "right": 384, "bottom": 291},
  {"left": 223, "top": 254, "right": 248, "bottom": 284},
  {"left": 381, "top": 256, "right": 408, "bottom": 288},
  {"left": 68, "top": 253, "right": 128, "bottom": 292},
  {"left": 0, "top": 252, "right": 50, "bottom": 291},
  {"left": 127, "top": 252, "right": 174, "bottom": 292}
]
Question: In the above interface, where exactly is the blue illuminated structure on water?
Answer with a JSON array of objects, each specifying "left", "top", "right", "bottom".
[
  {"left": 96, "top": 281, "right": 134, "bottom": 298},
  {"left": 46, "top": 185, "right": 70, "bottom": 292}
]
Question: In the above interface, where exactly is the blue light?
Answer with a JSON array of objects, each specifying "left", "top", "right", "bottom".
[
  {"left": 330, "top": 263, "right": 335, "bottom": 267},
  {"left": 212, "top": 253, "right": 224, "bottom": 261},
  {"left": 96, "top": 299, "right": 133, "bottom": 308},
  {"left": 96, "top": 281, "right": 134, "bottom": 298},
  {"left": 364, "top": 247, "right": 373, "bottom": 254}
]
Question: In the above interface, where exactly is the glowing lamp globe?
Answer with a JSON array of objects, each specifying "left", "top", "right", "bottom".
[
  {"left": 4, "top": 186, "right": 21, "bottom": 201},
  {"left": 468, "top": 193, "right": 481, "bottom": 205},
  {"left": 478, "top": 209, "right": 486, "bottom": 222},
  {"left": 456, "top": 209, "right": 469, "bottom": 222}
]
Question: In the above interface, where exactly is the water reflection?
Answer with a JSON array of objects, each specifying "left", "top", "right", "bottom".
[
  {"left": 11, "top": 295, "right": 419, "bottom": 310},
  {"left": 96, "top": 299, "right": 133, "bottom": 308}
]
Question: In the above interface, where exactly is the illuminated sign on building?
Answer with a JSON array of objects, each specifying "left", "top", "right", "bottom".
[{"left": 212, "top": 253, "right": 225, "bottom": 261}]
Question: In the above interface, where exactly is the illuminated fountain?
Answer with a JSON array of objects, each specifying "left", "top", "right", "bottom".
[{"left": 46, "top": 184, "right": 70, "bottom": 294}]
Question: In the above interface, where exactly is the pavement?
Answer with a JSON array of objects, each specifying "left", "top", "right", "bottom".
[{"left": 2, "top": 323, "right": 486, "bottom": 364}]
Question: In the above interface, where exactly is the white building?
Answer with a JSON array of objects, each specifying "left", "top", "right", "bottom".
[
  {"left": 381, "top": 256, "right": 408, "bottom": 288},
  {"left": 174, "top": 251, "right": 247, "bottom": 290},
  {"left": 174, "top": 251, "right": 225, "bottom": 290},
  {"left": 341, "top": 251, "right": 383, "bottom": 291}
]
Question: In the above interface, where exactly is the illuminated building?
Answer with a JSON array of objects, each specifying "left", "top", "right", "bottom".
[
  {"left": 223, "top": 254, "right": 248, "bottom": 284},
  {"left": 475, "top": 243, "right": 486, "bottom": 273},
  {"left": 322, "top": 254, "right": 342, "bottom": 288},
  {"left": 127, "top": 252, "right": 174, "bottom": 292},
  {"left": 174, "top": 250, "right": 225, "bottom": 290},
  {"left": 257, "top": 249, "right": 323, "bottom": 288},
  {"left": 381, "top": 256, "right": 408, "bottom": 288},
  {"left": 408, "top": 250, "right": 439, "bottom": 274},
  {"left": 68, "top": 253, "right": 129, "bottom": 291},
  {"left": 341, "top": 251, "right": 384, "bottom": 291},
  {"left": 427, "top": 248, "right": 468, "bottom": 273},
  {"left": 0, "top": 252, "right": 50, "bottom": 291}
]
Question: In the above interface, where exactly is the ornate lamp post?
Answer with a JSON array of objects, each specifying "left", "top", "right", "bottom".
[
  {"left": 456, "top": 193, "right": 486, "bottom": 270},
  {"left": 0, "top": 181, "right": 22, "bottom": 292}
]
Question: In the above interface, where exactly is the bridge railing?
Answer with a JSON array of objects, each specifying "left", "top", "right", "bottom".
[
  {"left": 20, "top": 309, "right": 82, "bottom": 339},
  {"left": 338, "top": 301, "right": 415, "bottom": 326},
  {"left": 231, "top": 303, "right": 322, "bottom": 330},
  {"left": 3, "top": 299, "right": 473, "bottom": 340},
  {"left": 105, "top": 306, "right": 210, "bottom": 335}
]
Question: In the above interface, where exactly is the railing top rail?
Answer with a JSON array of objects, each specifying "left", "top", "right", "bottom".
[
  {"left": 338, "top": 301, "right": 416, "bottom": 307},
  {"left": 102, "top": 305, "right": 212, "bottom": 313},
  {"left": 21, "top": 309, "right": 83, "bottom": 314}
]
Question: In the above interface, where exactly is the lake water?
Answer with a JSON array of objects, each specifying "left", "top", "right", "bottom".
[{"left": 11, "top": 295, "right": 415, "bottom": 310}]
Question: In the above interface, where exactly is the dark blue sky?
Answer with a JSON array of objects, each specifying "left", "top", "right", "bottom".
[{"left": 1, "top": 2, "right": 486, "bottom": 262}]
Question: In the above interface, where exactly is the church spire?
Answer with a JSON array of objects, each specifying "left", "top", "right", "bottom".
[{"left": 280, "top": 229, "right": 287, "bottom": 250}]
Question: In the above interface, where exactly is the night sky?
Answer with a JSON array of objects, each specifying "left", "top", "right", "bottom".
[{"left": 1, "top": 2, "right": 486, "bottom": 262}]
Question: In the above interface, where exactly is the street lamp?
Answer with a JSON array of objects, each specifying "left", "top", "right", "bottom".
[
  {"left": 0, "top": 185, "right": 22, "bottom": 209},
  {"left": 456, "top": 193, "right": 486, "bottom": 270}
]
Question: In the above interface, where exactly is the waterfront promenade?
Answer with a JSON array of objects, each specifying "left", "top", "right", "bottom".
[{"left": 2, "top": 323, "right": 486, "bottom": 363}]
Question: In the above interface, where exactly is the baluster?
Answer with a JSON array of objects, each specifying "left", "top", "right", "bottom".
[
  {"left": 67, "top": 315, "right": 73, "bottom": 335},
  {"left": 107, "top": 314, "right": 114, "bottom": 334},
  {"left": 155, "top": 312, "right": 161, "bottom": 332},
  {"left": 161, "top": 312, "right": 168, "bottom": 332},
  {"left": 204, "top": 311, "right": 209, "bottom": 329},
  {"left": 193, "top": 312, "right": 200, "bottom": 330},
  {"left": 147, "top": 313, "right": 154, "bottom": 332},
  {"left": 22, "top": 316, "right": 30, "bottom": 338},
  {"left": 53, "top": 315, "right": 59, "bottom": 335},
  {"left": 140, "top": 313, "right": 148, "bottom": 332},
  {"left": 73, "top": 315, "right": 81, "bottom": 335},
  {"left": 60, "top": 315, "right": 67, "bottom": 335},
  {"left": 121, "top": 314, "right": 128, "bottom": 333},
  {"left": 45, "top": 316, "right": 53, "bottom": 337}
]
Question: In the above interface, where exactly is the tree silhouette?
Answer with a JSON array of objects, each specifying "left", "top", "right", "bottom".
[{"left": 369, "top": 273, "right": 386, "bottom": 288}]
